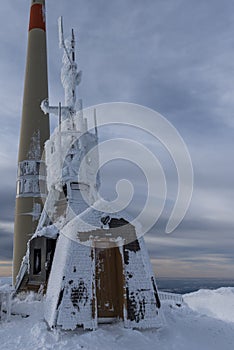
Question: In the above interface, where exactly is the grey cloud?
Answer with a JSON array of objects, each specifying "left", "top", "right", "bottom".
[
  {"left": 0, "top": 230, "right": 13, "bottom": 261},
  {"left": 0, "top": 0, "right": 234, "bottom": 277}
]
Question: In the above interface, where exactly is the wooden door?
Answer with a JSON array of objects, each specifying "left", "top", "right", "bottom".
[{"left": 95, "top": 246, "right": 124, "bottom": 320}]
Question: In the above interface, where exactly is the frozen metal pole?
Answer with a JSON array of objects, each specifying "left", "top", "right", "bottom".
[{"left": 13, "top": 0, "right": 50, "bottom": 283}]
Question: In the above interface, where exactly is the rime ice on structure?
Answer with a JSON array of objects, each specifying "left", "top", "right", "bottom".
[{"left": 16, "top": 17, "right": 163, "bottom": 330}]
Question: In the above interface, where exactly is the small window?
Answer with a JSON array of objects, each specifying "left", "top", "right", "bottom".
[
  {"left": 51, "top": 143, "right": 55, "bottom": 154},
  {"left": 39, "top": 180, "right": 47, "bottom": 194},
  {"left": 16, "top": 180, "right": 22, "bottom": 195},
  {"left": 71, "top": 182, "right": 80, "bottom": 190},
  {"left": 33, "top": 249, "right": 41, "bottom": 275},
  {"left": 36, "top": 162, "right": 41, "bottom": 175},
  {"left": 33, "top": 179, "right": 40, "bottom": 193},
  {"left": 63, "top": 184, "right": 67, "bottom": 197}
]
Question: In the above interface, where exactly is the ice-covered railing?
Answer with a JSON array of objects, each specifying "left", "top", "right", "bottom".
[
  {"left": 158, "top": 291, "right": 183, "bottom": 304},
  {"left": 0, "top": 283, "right": 12, "bottom": 322}
]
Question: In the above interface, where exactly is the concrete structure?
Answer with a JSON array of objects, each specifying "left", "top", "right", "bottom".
[{"left": 13, "top": 0, "right": 49, "bottom": 283}]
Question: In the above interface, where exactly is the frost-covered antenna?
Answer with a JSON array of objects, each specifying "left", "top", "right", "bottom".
[
  {"left": 71, "top": 28, "right": 75, "bottom": 62},
  {"left": 94, "top": 108, "right": 98, "bottom": 137},
  {"left": 58, "top": 16, "right": 72, "bottom": 65},
  {"left": 59, "top": 16, "right": 82, "bottom": 109},
  {"left": 58, "top": 16, "right": 64, "bottom": 48},
  {"left": 41, "top": 16, "right": 82, "bottom": 115}
]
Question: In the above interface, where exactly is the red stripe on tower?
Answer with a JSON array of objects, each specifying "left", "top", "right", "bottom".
[{"left": 29, "top": 3, "right": 46, "bottom": 31}]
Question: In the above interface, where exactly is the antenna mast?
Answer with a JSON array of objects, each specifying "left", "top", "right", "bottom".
[{"left": 58, "top": 16, "right": 72, "bottom": 65}]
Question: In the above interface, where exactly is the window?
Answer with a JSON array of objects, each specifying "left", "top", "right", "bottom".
[
  {"left": 16, "top": 180, "right": 22, "bottom": 195},
  {"left": 33, "top": 249, "right": 41, "bottom": 275},
  {"left": 71, "top": 182, "right": 80, "bottom": 190},
  {"left": 63, "top": 184, "right": 67, "bottom": 197},
  {"left": 39, "top": 180, "right": 47, "bottom": 194}
]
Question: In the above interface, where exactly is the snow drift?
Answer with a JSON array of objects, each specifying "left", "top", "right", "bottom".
[
  {"left": 184, "top": 287, "right": 234, "bottom": 323},
  {"left": 1, "top": 283, "right": 234, "bottom": 350}
]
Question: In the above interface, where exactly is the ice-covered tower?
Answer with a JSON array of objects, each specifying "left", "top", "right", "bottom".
[
  {"left": 42, "top": 20, "right": 162, "bottom": 331},
  {"left": 13, "top": 0, "right": 49, "bottom": 284},
  {"left": 40, "top": 17, "right": 99, "bottom": 223},
  {"left": 15, "top": 17, "right": 163, "bottom": 331},
  {"left": 14, "top": 18, "right": 99, "bottom": 292}
]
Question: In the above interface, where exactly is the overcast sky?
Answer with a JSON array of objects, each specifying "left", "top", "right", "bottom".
[{"left": 0, "top": 0, "right": 234, "bottom": 278}]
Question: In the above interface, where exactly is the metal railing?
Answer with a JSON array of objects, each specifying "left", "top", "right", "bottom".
[
  {"left": 158, "top": 291, "right": 183, "bottom": 304},
  {"left": 0, "top": 288, "right": 12, "bottom": 322}
]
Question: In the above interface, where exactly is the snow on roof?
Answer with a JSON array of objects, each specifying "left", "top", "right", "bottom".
[
  {"left": 61, "top": 199, "right": 142, "bottom": 244},
  {"left": 32, "top": 224, "right": 59, "bottom": 240}
]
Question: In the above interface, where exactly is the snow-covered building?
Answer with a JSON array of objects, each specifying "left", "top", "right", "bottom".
[
  {"left": 15, "top": 18, "right": 163, "bottom": 330},
  {"left": 45, "top": 208, "right": 162, "bottom": 330}
]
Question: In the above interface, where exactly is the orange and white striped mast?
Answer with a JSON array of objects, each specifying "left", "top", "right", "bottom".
[{"left": 13, "top": 0, "right": 49, "bottom": 283}]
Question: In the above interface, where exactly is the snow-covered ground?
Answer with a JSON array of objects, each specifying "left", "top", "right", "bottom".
[
  {"left": 1, "top": 279, "right": 234, "bottom": 350},
  {"left": 183, "top": 287, "right": 234, "bottom": 324}
]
